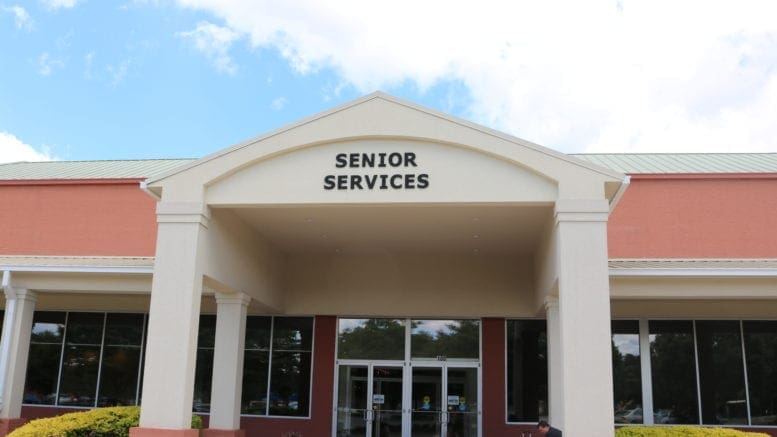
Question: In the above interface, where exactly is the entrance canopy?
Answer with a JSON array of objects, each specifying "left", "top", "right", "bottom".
[{"left": 141, "top": 92, "right": 624, "bottom": 316}]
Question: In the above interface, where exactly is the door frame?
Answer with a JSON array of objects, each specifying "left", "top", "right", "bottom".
[
  {"left": 407, "top": 360, "right": 481, "bottom": 437},
  {"left": 332, "top": 318, "right": 483, "bottom": 437}
]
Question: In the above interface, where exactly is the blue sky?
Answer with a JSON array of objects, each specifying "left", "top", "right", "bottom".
[{"left": 1, "top": 1, "right": 776, "bottom": 163}]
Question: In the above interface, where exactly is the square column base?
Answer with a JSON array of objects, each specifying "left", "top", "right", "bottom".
[
  {"left": 0, "top": 418, "right": 29, "bottom": 436},
  {"left": 202, "top": 429, "right": 246, "bottom": 437},
  {"left": 129, "top": 427, "right": 201, "bottom": 437}
]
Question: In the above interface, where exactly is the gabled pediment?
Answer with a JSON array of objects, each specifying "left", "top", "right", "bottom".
[{"left": 146, "top": 92, "right": 624, "bottom": 203}]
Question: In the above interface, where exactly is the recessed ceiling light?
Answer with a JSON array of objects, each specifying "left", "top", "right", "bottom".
[
  {"left": 473, "top": 234, "right": 480, "bottom": 239},
  {"left": 472, "top": 217, "right": 480, "bottom": 222},
  {"left": 305, "top": 218, "right": 313, "bottom": 223},
  {"left": 321, "top": 234, "right": 328, "bottom": 239}
]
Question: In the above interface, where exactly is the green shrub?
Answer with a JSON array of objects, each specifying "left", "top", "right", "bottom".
[
  {"left": 9, "top": 406, "right": 202, "bottom": 437},
  {"left": 616, "top": 426, "right": 769, "bottom": 437}
]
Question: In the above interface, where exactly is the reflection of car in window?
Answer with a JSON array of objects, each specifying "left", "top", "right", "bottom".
[{"left": 614, "top": 407, "right": 642, "bottom": 423}]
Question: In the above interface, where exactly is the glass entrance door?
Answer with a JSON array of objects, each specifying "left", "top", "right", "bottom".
[
  {"left": 337, "top": 364, "right": 404, "bottom": 437},
  {"left": 410, "top": 364, "right": 479, "bottom": 437}
]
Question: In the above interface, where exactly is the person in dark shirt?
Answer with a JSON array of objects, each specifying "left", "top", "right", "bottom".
[{"left": 537, "top": 420, "right": 562, "bottom": 437}]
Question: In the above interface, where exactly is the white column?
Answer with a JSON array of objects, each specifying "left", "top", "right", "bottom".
[
  {"left": 552, "top": 198, "right": 615, "bottom": 436},
  {"left": 137, "top": 202, "right": 209, "bottom": 431},
  {"left": 0, "top": 286, "right": 37, "bottom": 419},
  {"left": 209, "top": 292, "right": 251, "bottom": 430},
  {"left": 545, "top": 296, "right": 563, "bottom": 427}
]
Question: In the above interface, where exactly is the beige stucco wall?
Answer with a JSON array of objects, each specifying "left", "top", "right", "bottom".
[
  {"left": 205, "top": 139, "right": 558, "bottom": 206},
  {"left": 282, "top": 253, "right": 537, "bottom": 317},
  {"left": 612, "top": 298, "right": 777, "bottom": 318},
  {"left": 201, "top": 209, "right": 285, "bottom": 311}
]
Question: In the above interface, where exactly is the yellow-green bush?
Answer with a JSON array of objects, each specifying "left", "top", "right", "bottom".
[
  {"left": 616, "top": 426, "right": 770, "bottom": 437},
  {"left": 8, "top": 406, "right": 202, "bottom": 437}
]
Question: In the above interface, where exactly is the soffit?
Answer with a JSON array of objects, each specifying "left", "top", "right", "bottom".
[{"left": 229, "top": 204, "right": 553, "bottom": 255}]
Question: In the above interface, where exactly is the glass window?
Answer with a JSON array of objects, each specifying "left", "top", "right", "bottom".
[
  {"left": 506, "top": 320, "right": 547, "bottom": 423},
  {"left": 23, "top": 343, "right": 61, "bottom": 405},
  {"left": 695, "top": 321, "right": 748, "bottom": 425},
  {"left": 411, "top": 320, "right": 479, "bottom": 360},
  {"left": 245, "top": 316, "right": 272, "bottom": 350},
  {"left": 24, "top": 312, "right": 66, "bottom": 405},
  {"left": 58, "top": 345, "right": 101, "bottom": 406},
  {"left": 98, "top": 346, "right": 141, "bottom": 407},
  {"left": 743, "top": 321, "right": 777, "bottom": 426},
  {"left": 273, "top": 317, "right": 313, "bottom": 351},
  {"left": 98, "top": 314, "right": 144, "bottom": 407},
  {"left": 241, "top": 316, "right": 271, "bottom": 415},
  {"left": 57, "top": 313, "right": 104, "bottom": 407},
  {"left": 338, "top": 318, "right": 405, "bottom": 360},
  {"left": 268, "top": 351, "right": 312, "bottom": 416},
  {"left": 240, "top": 316, "right": 315, "bottom": 417},
  {"left": 612, "top": 320, "right": 643, "bottom": 424},
  {"left": 193, "top": 315, "right": 216, "bottom": 413},
  {"left": 30, "top": 311, "right": 66, "bottom": 344},
  {"left": 104, "top": 313, "right": 144, "bottom": 346},
  {"left": 649, "top": 320, "right": 699, "bottom": 424},
  {"left": 241, "top": 350, "right": 270, "bottom": 415}
]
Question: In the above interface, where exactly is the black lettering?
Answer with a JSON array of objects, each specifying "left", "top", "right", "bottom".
[
  {"left": 350, "top": 175, "right": 363, "bottom": 189},
  {"left": 365, "top": 174, "right": 379, "bottom": 189},
  {"left": 335, "top": 153, "right": 347, "bottom": 168},
  {"left": 337, "top": 175, "right": 348, "bottom": 190},
  {"left": 417, "top": 174, "right": 429, "bottom": 189},
  {"left": 379, "top": 174, "right": 389, "bottom": 189},
  {"left": 404, "top": 174, "right": 416, "bottom": 189},
  {"left": 349, "top": 153, "right": 359, "bottom": 167},
  {"left": 388, "top": 153, "right": 402, "bottom": 167},
  {"left": 323, "top": 175, "right": 336, "bottom": 190},
  {"left": 378, "top": 153, "right": 387, "bottom": 167},
  {"left": 362, "top": 153, "right": 374, "bottom": 167},
  {"left": 405, "top": 152, "right": 417, "bottom": 167},
  {"left": 390, "top": 174, "right": 403, "bottom": 189}
]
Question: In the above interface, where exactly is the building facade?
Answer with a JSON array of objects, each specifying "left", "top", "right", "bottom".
[{"left": 0, "top": 93, "right": 776, "bottom": 437}]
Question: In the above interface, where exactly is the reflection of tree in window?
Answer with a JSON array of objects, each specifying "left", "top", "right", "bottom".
[
  {"left": 611, "top": 320, "right": 642, "bottom": 424},
  {"left": 649, "top": 321, "right": 699, "bottom": 424},
  {"left": 744, "top": 321, "right": 777, "bottom": 426},
  {"left": 411, "top": 320, "right": 479, "bottom": 359},
  {"left": 338, "top": 319, "right": 405, "bottom": 360}
]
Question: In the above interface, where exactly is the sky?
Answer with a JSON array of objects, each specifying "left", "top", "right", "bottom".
[{"left": 1, "top": 0, "right": 776, "bottom": 164}]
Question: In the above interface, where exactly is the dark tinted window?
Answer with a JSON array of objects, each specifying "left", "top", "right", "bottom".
[
  {"left": 649, "top": 320, "right": 699, "bottom": 424},
  {"left": 612, "top": 320, "right": 643, "bottom": 424},
  {"left": 506, "top": 320, "right": 547, "bottom": 423}
]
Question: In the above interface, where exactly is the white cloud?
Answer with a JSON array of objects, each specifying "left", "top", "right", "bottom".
[
  {"left": 106, "top": 59, "right": 131, "bottom": 86},
  {"left": 38, "top": 52, "right": 65, "bottom": 76},
  {"left": 0, "top": 132, "right": 53, "bottom": 163},
  {"left": 3, "top": 5, "right": 33, "bottom": 31},
  {"left": 176, "top": 21, "right": 240, "bottom": 74},
  {"left": 271, "top": 96, "right": 288, "bottom": 111},
  {"left": 41, "top": 0, "right": 81, "bottom": 10},
  {"left": 174, "top": 0, "right": 777, "bottom": 152}
]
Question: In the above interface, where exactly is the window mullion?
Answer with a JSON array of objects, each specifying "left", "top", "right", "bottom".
[
  {"left": 93, "top": 312, "right": 108, "bottom": 408},
  {"left": 265, "top": 317, "right": 274, "bottom": 416},
  {"left": 740, "top": 321, "right": 752, "bottom": 426},
  {"left": 54, "top": 312, "right": 69, "bottom": 406},
  {"left": 692, "top": 320, "right": 702, "bottom": 424},
  {"left": 638, "top": 319, "right": 654, "bottom": 425}
]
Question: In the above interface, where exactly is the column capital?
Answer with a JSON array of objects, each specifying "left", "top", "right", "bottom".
[
  {"left": 156, "top": 202, "right": 211, "bottom": 228},
  {"left": 554, "top": 198, "right": 610, "bottom": 225},
  {"left": 215, "top": 292, "right": 251, "bottom": 307},
  {"left": 544, "top": 295, "right": 559, "bottom": 311},
  {"left": 2, "top": 286, "right": 37, "bottom": 303}
]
